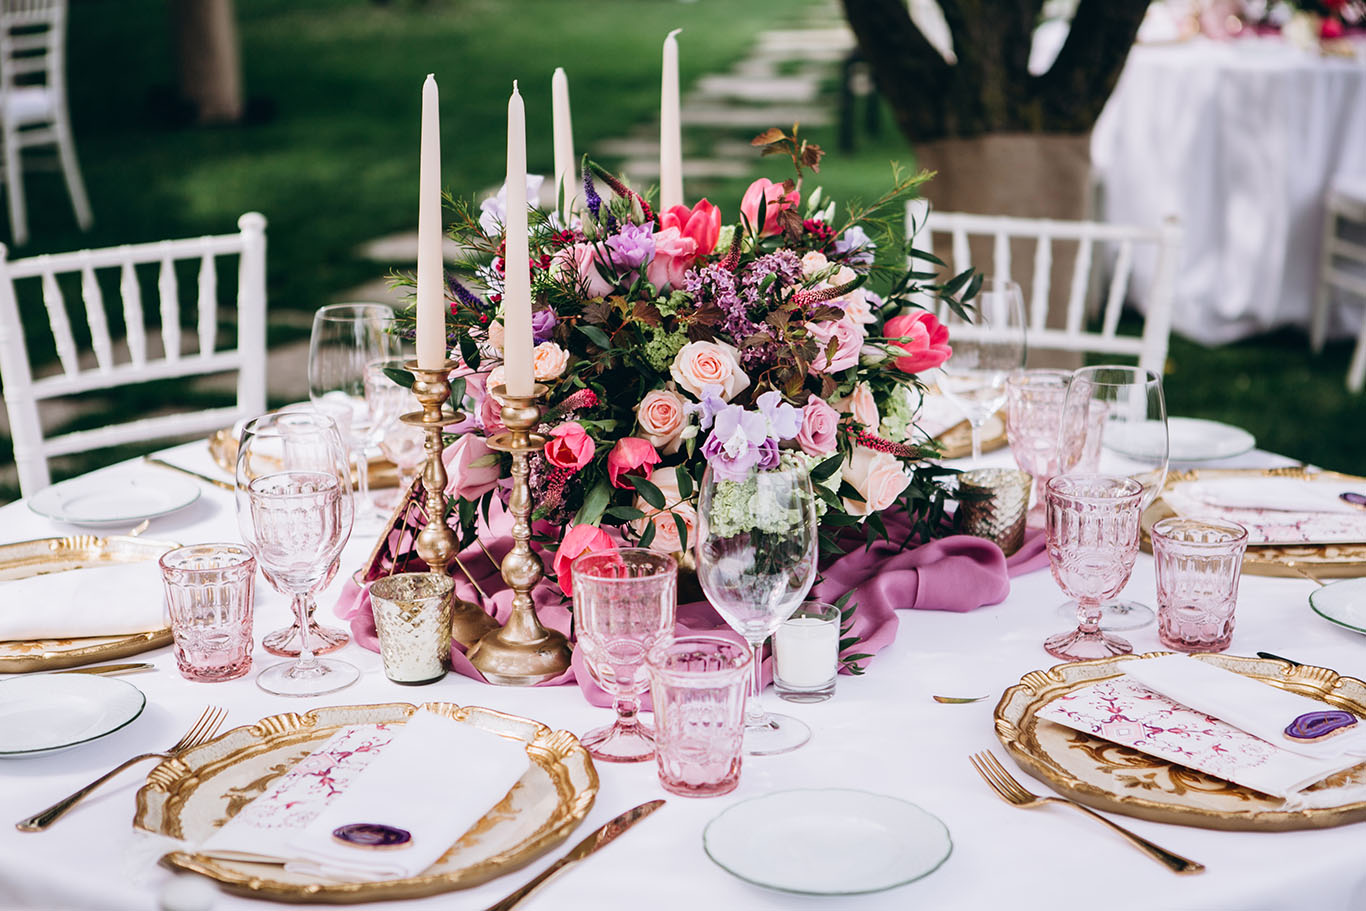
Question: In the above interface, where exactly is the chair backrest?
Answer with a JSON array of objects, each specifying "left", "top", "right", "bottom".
[
  {"left": 0, "top": 0, "right": 63, "bottom": 97},
  {"left": 0, "top": 212, "right": 267, "bottom": 496},
  {"left": 905, "top": 202, "right": 1182, "bottom": 375}
]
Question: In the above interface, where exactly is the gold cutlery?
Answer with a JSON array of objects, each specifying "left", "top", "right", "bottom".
[
  {"left": 969, "top": 751, "right": 1205, "bottom": 874},
  {"left": 55, "top": 663, "right": 154, "bottom": 676},
  {"left": 142, "top": 456, "right": 234, "bottom": 491},
  {"left": 933, "top": 694, "right": 990, "bottom": 704},
  {"left": 16, "top": 706, "right": 227, "bottom": 832},
  {"left": 482, "top": 799, "right": 666, "bottom": 911}
]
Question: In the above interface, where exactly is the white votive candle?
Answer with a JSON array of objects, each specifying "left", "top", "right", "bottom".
[{"left": 774, "top": 616, "right": 838, "bottom": 688}]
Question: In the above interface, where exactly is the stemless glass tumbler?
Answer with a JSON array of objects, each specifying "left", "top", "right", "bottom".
[
  {"left": 1152, "top": 517, "right": 1249, "bottom": 653},
  {"left": 1042, "top": 475, "right": 1146, "bottom": 661},
  {"left": 159, "top": 543, "right": 255, "bottom": 682},
  {"left": 572, "top": 549, "right": 678, "bottom": 762}
]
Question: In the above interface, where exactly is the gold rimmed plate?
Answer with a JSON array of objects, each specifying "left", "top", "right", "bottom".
[
  {"left": 0, "top": 534, "right": 176, "bottom": 673},
  {"left": 139, "top": 702, "right": 598, "bottom": 904},
  {"left": 209, "top": 428, "right": 399, "bottom": 488},
  {"left": 936, "top": 415, "right": 1007, "bottom": 461},
  {"left": 995, "top": 652, "right": 1366, "bottom": 831},
  {"left": 1143, "top": 467, "right": 1366, "bottom": 578}
]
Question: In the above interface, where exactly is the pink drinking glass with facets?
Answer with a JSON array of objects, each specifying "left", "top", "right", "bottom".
[
  {"left": 646, "top": 635, "right": 752, "bottom": 797},
  {"left": 1153, "top": 517, "right": 1248, "bottom": 653},
  {"left": 159, "top": 544, "right": 256, "bottom": 682},
  {"left": 572, "top": 548, "right": 677, "bottom": 763},
  {"left": 1043, "top": 475, "right": 1145, "bottom": 661}
]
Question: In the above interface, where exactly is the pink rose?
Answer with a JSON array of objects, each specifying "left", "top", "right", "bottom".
[
  {"left": 630, "top": 473, "right": 696, "bottom": 554},
  {"left": 661, "top": 199, "right": 722, "bottom": 255},
  {"left": 441, "top": 434, "right": 501, "bottom": 500},
  {"left": 607, "top": 437, "right": 661, "bottom": 489},
  {"left": 836, "top": 382, "right": 880, "bottom": 431},
  {"left": 554, "top": 524, "right": 617, "bottom": 596},
  {"left": 806, "top": 317, "right": 865, "bottom": 374},
  {"left": 645, "top": 225, "right": 699, "bottom": 292},
  {"left": 670, "top": 340, "right": 750, "bottom": 401},
  {"left": 533, "top": 341, "right": 569, "bottom": 381},
  {"left": 801, "top": 250, "right": 829, "bottom": 277},
  {"left": 636, "top": 388, "right": 689, "bottom": 454},
  {"left": 797, "top": 394, "right": 841, "bottom": 457},
  {"left": 555, "top": 243, "right": 614, "bottom": 299},
  {"left": 544, "top": 421, "right": 595, "bottom": 471},
  {"left": 740, "top": 178, "right": 800, "bottom": 237},
  {"left": 884, "top": 312, "right": 952, "bottom": 375},
  {"left": 486, "top": 320, "right": 505, "bottom": 352},
  {"left": 480, "top": 393, "right": 506, "bottom": 436},
  {"left": 841, "top": 447, "right": 912, "bottom": 517}
]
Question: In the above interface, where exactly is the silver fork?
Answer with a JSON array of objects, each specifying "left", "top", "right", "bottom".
[
  {"left": 969, "top": 751, "right": 1205, "bottom": 874},
  {"left": 16, "top": 706, "right": 227, "bottom": 832}
]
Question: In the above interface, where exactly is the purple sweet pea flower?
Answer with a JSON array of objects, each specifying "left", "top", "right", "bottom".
[
  {"left": 530, "top": 307, "right": 557, "bottom": 344},
  {"left": 702, "top": 404, "right": 778, "bottom": 481},
  {"left": 605, "top": 222, "right": 656, "bottom": 274},
  {"left": 479, "top": 175, "right": 546, "bottom": 235},
  {"left": 754, "top": 436, "right": 781, "bottom": 470},
  {"left": 689, "top": 384, "right": 728, "bottom": 431},
  {"left": 756, "top": 390, "right": 801, "bottom": 441},
  {"left": 831, "top": 224, "right": 875, "bottom": 267}
]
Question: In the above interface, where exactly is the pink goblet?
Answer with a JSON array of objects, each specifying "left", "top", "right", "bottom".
[
  {"left": 573, "top": 548, "right": 677, "bottom": 762},
  {"left": 1042, "top": 475, "right": 1145, "bottom": 661}
]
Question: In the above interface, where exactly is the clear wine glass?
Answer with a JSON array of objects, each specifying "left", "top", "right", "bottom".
[
  {"left": 1055, "top": 365, "right": 1169, "bottom": 630},
  {"left": 572, "top": 548, "right": 677, "bottom": 763},
  {"left": 1042, "top": 474, "right": 1146, "bottom": 660},
  {"left": 365, "top": 357, "right": 418, "bottom": 509},
  {"left": 937, "top": 277, "right": 1028, "bottom": 462},
  {"left": 308, "top": 303, "right": 401, "bottom": 530},
  {"left": 236, "top": 411, "right": 359, "bottom": 696},
  {"left": 1005, "top": 368, "right": 1073, "bottom": 527},
  {"left": 695, "top": 461, "right": 818, "bottom": 756}
]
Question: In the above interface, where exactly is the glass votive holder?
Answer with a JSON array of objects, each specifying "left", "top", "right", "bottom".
[
  {"left": 956, "top": 468, "right": 1033, "bottom": 556},
  {"left": 159, "top": 543, "right": 256, "bottom": 682},
  {"left": 772, "top": 601, "right": 841, "bottom": 703},
  {"left": 646, "top": 635, "right": 752, "bottom": 798},
  {"left": 369, "top": 572, "right": 454, "bottom": 685},
  {"left": 1152, "top": 517, "right": 1249, "bottom": 653}
]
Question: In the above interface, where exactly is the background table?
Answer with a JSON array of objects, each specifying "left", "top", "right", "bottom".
[
  {"left": 3, "top": 441, "right": 1366, "bottom": 910},
  {"left": 1092, "top": 36, "right": 1366, "bottom": 345}
]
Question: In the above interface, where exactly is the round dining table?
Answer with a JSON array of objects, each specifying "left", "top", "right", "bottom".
[
  {"left": 2, "top": 438, "right": 1366, "bottom": 911},
  {"left": 1092, "top": 35, "right": 1366, "bottom": 345}
]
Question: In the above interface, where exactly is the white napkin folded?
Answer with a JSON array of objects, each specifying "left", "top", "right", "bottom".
[
  {"left": 1183, "top": 478, "right": 1364, "bottom": 515},
  {"left": 200, "top": 710, "right": 529, "bottom": 883},
  {"left": 1124, "top": 655, "right": 1366, "bottom": 761},
  {"left": 0, "top": 562, "right": 166, "bottom": 640},
  {"left": 915, "top": 392, "right": 967, "bottom": 440}
]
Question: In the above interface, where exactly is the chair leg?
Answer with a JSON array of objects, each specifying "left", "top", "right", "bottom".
[
  {"left": 53, "top": 117, "right": 92, "bottom": 231},
  {"left": 1348, "top": 302, "right": 1366, "bottom": 394},
  {"left": 2, "top": 124, "right": 27, "bottom": 247},
  {"left": 1311, "top": 209, "right": 1337, "bottom": 353}
]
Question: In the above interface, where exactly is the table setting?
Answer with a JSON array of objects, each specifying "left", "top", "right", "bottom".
[{"left": 7, "top": 33, "right": 1366, "bottom": 911}]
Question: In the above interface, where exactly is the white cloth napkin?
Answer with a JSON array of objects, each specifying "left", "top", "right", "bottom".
[
  {"left": 914, "top": 392, "right": 967, "bottom": 440},
  {"left": 0, "top": 562, "right": 166, "bottom": 640},
  {"left": 1124, "top": 655, "right": 1366, "bottom": 760},
  {"left": 200, "top": 710, "right": 529, "bottom": 883},
  {"left": 1183, "top": 478, "right": 1365, "bottom": 515}
]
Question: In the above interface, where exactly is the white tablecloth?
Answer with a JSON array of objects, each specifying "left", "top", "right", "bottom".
[
  {"left": 4, "top": 441, "right": 1366, "bottom": 911},
  {"left": 1092, "top": 36, "right": 1366, "bottom": 344}
]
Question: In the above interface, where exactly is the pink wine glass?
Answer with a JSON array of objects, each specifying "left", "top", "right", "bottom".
[
  {"left": 572, "top": 548, "right": 677, "bottom": 762},
  {"left": 1042, "top": 474, "right": 1145, "bottom": 661}
]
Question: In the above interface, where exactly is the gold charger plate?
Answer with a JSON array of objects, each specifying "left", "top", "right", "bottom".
[
  {"left": 1142, "top": 467, "right": 1366, "bottom": 578},
  {"left": 936, "top": 415, "right": 1007, "bottom": 461},
  {"left": 0, "top": 534, "right": 176, "bottom": 673},
  {"left": 209, "top": 428, "right": 399, "bottom": 488},
  {"left": 139, "top": 702, "right": 598, "bottom": 904},
  {"left": 995, "top": 652, "right": 1366, "bottom": 831}
]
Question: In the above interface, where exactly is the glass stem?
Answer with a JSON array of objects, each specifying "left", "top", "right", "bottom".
[
  {"left": 745, "top": 639, "right": 767, "bottom": 728},
  {"left": 293, "top": 594, "right": 319, "bottom": 670},
  {"left": 970, "top": 422, "right": 983, "bottom": 462},
  {"left": 1077, "top": 598, "right": 1102, "bottom": 635},
  {"left": 613, "top": 692, "right": 641, "bottom": 731},
  {"left": 354, "top": 448, "right": 371, "bottom": 515}
]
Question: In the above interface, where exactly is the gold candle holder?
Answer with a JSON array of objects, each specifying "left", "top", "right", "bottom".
[
  {"left": 399, "top": 359, "right": 500, "bottom": 648},
  {"left": 466, "top": 382, "right": 573, "bottom": 685}
]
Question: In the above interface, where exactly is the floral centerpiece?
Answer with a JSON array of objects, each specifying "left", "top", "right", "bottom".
[{"left": 392, "top": 128, "right": 978, "bottom": 598}]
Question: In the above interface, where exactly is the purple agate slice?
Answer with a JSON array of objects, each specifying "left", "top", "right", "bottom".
[
  {"left": 1283, "top": 710, "right": 1358, "bottom": 742},
  {"left": 331, "top": 822, "right": 413, "bottom": 849}
]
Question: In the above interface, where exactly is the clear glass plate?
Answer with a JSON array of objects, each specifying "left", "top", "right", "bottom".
[{"left": 28, "top": 475, "right": 200, "bottom": 527}]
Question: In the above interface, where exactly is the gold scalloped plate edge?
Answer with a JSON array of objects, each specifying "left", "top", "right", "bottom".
[
  {"left": 994, "top": 652, "right": 1366, "bottom": 832},
  {"left": 1142, "top": 467, "right": 1366, "bottom": 578},
  {"left": 137, "top": 702, "right": 599, "bottom": 904},
  {"left": 209, "top": 428, "right": 400, "bottom": 488}
]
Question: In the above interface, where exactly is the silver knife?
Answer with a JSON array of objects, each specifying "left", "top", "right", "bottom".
[{"left": 483, "top": 800, "right": 665, "bottom": 911}]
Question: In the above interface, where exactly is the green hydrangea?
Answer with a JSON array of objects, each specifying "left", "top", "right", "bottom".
[
  {"left": 879, "top": 383, "right": 922, "bottom": 444},
  {"left": 657, "top": 290, "right": 689, "bottom": 317},
  {"left": 707, "top": 454, "right": 821, "bottom": 537},
  {"left": 640, "top": 326, "right": 688, "bottom": 373}
]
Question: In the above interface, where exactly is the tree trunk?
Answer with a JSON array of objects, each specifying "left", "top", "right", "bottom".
[{"left": 169, "top": 0, "right": 244, "bottom": 124}]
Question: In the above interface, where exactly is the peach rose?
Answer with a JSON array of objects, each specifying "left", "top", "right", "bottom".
[
  {"left": 486, "top": 320, "right": 506, "bottom": 353},
  {"left": 533, "top": 341, "right": 569, "bottom": 381},
  {"left": 555, "top": 242, "right": 615, "bottom": 299},
  {"left": 836, "top": 382, "right": 880, "bottom": 431},
  {"left": 740, "top": 177, "right": 799, "bottom": 237},
  {"left": 554, "top": 524, "right": 616, "bottom": 596},
  {"left": 485, "top": 365, "right": 508, "bottom": 401},
  {"left": 841, "top": 446, "right": 912, "bottom": 517},
  {"left": 442, "top": 434, "right": 501, "bottom": 500},
  {"left": 645, "top": 225, "right": 699, "bottom": 292},
  {"left": 806, "top": 317, "right": 865, "bottom": 374},
  {"left": 670, "top": 340, "right": 750, "bottom": 401},
  {"left": 801, "top": 250, "right": 830, "bottom": 277},
  {"left": 636, "top": 388, "right": 689, "bottom": 454},
  {"left": 544, "top": 421, "right": 595, "bottom": 471},
  {"left": 630, "top": 472, "right": 696, "bottom": 554},
  {"left": 797, "top": 394, "right": 840, "bottom": 457}
]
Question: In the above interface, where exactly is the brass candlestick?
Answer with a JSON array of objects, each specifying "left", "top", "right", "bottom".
[
  {"left": 467, "top": 382, "right": 573, "bottom": 685},
  {"left": 399, "top": 359, "right": 500, "bottom": 648}
]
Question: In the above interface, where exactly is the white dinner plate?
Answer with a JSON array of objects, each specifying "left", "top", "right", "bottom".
[
  {"left": 1106, "top": 417, "right": 1256, "bottom": 463},
  {"left": 703, "top": 789, "right": 952, "bottom": 895},
  {"left": 28, "top": 474, "right": 200, "bottom": 527},
  {"left": 0, "top": 674, "right": 146, "bottom": 757},
  {"left": 1309, "top": 578, "right": 1366, "bottom": 637}
]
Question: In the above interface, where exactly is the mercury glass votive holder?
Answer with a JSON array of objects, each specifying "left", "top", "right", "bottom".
[
  {"left": 369, "top": 572, "right": 454, "bottom": 685},
  {"left": 956, "top": 468, "right": 1034, "bottom": 556}
]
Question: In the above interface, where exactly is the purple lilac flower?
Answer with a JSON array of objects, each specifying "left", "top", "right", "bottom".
[
  {"left": 683, "top": 250, "right": 804, "bottom": 371},
  {"left": 831, "top": 224, "right": 875, "bottom": 267},
  {"left": 605, "top": 222, "right": 655, "bottom": 274},
  {"left": 447, "top": 276, "right": 483, "bottom": 309},
  {"left": 530, "top": 307, "right": 557, "bottom": 344},
  {"left": 756, "top": 390, "right": 801, "bottom": 440}
]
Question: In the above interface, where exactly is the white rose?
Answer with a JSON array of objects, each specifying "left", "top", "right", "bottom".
[
  {"left": 670, "top": 340, "right": 751, "bottom": 401},
  {"left": 801, "top": 250, "right": 830, "bottom": 277},
  {"left": 841, "top": 447, "right": 912, "bottom": 517},
  {"left": 533, "top": 341, "right": 570, "bottom": 381}
]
